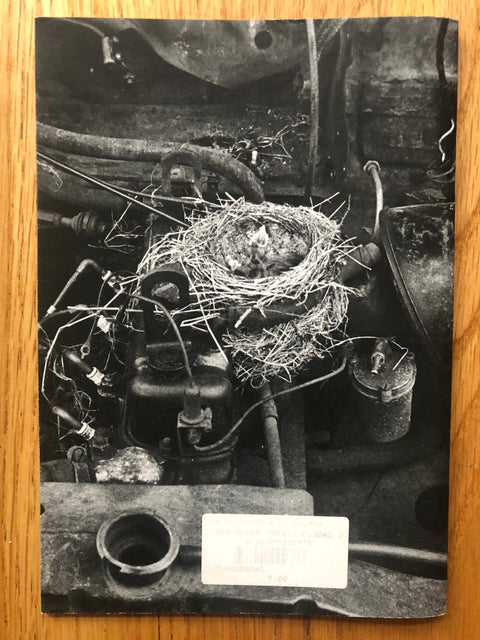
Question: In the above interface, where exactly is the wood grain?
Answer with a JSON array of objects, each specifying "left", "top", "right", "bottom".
[{"left": 1, "top": 1, "right": 478, "bottom": 638}]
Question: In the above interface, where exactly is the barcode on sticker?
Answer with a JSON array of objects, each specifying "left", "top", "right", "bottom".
[
  {"left": 234, "top": 545, "right": 306, "bottom": 566},
  {"left": 202, "top": 514, "right": 349, "bottom": 589}
]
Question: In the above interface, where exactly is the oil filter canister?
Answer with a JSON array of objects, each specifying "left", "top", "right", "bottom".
[{"left": 348, "top": 344, "right": 416, "bottom": 443}]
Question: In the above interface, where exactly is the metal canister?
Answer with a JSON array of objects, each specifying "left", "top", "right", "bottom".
[{"left": 348, "top": 344, "right": 416, "bottom": 443}]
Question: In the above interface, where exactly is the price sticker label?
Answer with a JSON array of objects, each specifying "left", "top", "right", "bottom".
[{"left": 201, "top": 514, "right": 349, "bottom": 589}]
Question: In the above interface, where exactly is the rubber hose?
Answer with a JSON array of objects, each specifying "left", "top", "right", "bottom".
[{"left": 37, "top": 123, "right": 265, "bottom": 203}]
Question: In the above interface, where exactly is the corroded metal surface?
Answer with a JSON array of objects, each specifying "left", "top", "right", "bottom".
[{"left": 40, "top": 483, "right": 445, "bottom": 616}]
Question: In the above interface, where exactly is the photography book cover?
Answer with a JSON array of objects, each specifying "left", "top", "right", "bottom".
[{"left": 36, "top": 16, "right": 457, "bottom": 617}]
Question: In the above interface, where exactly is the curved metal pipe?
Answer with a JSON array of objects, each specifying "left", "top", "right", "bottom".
[{"left": 37, "top": 122, "right": 265, "bottom": 203}]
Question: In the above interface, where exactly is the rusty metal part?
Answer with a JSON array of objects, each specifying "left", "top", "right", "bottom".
[
  {"left": 37, "top": 123, "right": 265, "bottom": 203},
  {"left": 55, "top": 18, "right": 346, "bottom": 89},
  {"left": 160, "top": 149, "right": 203, "bottom": 196},
  {"left": 118, "top": 19, "right": 344, "bottom": 88},
  {"left": 259, "top": 383, "right": 285, "bottom": 488},
  {"left": 40, "top": 483, "right": 445, "bottom": 616},
  {"left": 66, "top": 445, "right": 96, "bottom": 482},
  {"left": 38, "top": 209, "right": 107, "bottom": 239},
  {"left": 370, "top": 337, "right": 391, "bottom": 374},
  {"left": 125, "top": 325, "right": 234, "bottom": 484},
  {"left": 96, "top": 511, "right": 180, "bottom": 587},
  {"left": 349, "top": 348, "right": 416, "bottom": 442},
  {"left": 177, "top": 385, "right": 213, "bottom": 448},
  {"left": 127, "top": 352, "right": 232, "bottom": 448},
  {"left": 140, "top": 266, "right": 190, "bottom": 346}
]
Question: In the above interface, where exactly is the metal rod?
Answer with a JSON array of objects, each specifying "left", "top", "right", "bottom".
[
  {"left": 305, "top": 19, "right": 320, "bottom": 200},
  {"left": 259, "top": 382, "right": 286, "bottom": 488},
  {"left": 43, "top": 258, "right": 107, "bottom": 318}
]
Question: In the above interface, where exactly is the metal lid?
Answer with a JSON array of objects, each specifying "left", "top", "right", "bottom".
[{"left": 350, "top": 352, "right": 416, "bottom": 402}]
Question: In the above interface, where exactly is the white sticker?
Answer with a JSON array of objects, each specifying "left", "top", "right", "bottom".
[{"left": 201, "top": 514, "right": 349, "bottom": 589}]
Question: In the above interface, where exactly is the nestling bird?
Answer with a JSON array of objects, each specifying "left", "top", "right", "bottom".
[{"left": 248, "top": 225, "right": 269, "bottom": 278}]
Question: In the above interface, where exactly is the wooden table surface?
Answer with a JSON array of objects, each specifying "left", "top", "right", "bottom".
[{"left": 1, "top": 1, "right": 478, "bottom": 638}]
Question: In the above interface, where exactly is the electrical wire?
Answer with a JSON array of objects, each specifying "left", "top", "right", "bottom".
[
  {"left": 58, "top": 18, "right": 108, "bottom": 38},
  {"left": 40, "top": 290, "right": 124, "bottom": 402},
  {"left": 348, "top": 470, "right": 385, "bottom": 518},
  {"left": 50, "top": 266, "right": 193, "bottom": 381},
  {"left": 194, "top": 357, "right": 347, "bottom": 452},
  {"left": 38, "top": 308, "right": 82, "bottom": 326},
  {"left": 438, "top": 119, "right": 455, "bottom": 164},
  {"left": 37, "top": 151, "right": 189, "bottom": 227},
  {"left": 106, "top": 183, "right": 222, "bottom": 208},
  {"left": 80, "top": 278, "right": 109, "bottom": 356},
  {"left": 41, "top": 312, "right": 97, "bottom": 403}
]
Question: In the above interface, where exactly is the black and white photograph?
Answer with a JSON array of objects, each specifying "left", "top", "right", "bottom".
[{"left": 36, "top": 17, "right": 457, "bottom": 617}]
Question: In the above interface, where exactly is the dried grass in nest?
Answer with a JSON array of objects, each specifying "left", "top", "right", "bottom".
[{"left": 138, "top": 198, "right": 355, "bottom": 386}]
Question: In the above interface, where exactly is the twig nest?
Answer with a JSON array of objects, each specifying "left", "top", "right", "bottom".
[{"left": 139, "top": 198, "right": 354, "bottom": 386}]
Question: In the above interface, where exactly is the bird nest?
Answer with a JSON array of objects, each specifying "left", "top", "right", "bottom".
[{"left": 139, "top": 198, "right": 354, "bottom": 387}]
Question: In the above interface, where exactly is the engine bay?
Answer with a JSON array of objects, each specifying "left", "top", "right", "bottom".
[{"left": 36, "top": 17, "right": 456, "bottom": 616}]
